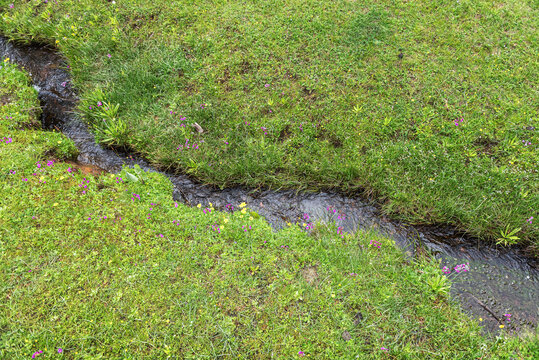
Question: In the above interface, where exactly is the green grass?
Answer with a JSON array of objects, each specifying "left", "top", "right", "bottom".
[
  {"left": 2, "top": 59, "right": 538, "bottom": 358},
  {"left": 0, "top": 0, "right": 537, "bottom": 249}
]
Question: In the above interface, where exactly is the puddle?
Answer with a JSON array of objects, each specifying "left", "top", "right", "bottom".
[{"left": 1, "top": 36, "right": 537, "bottom": 334}]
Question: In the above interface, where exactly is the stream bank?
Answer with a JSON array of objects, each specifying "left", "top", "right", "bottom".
[{"left": 1, "top": 36, "right": 537, "bottom": 335}]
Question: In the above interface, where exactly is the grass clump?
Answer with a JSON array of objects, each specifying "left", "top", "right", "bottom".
[
  {"left": 2, "top": 56, "right": 538, "bottom": 359},
  {"left": 0, "top": 0, "right": 537, "bottom": 249}
]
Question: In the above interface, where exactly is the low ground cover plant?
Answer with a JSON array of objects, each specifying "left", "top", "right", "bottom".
[
  {"left": 0, "top": 0, "right": 537, "bottom": 250},
  {"left": 1, "top": 59, "right": 538, "bottom": 358}
]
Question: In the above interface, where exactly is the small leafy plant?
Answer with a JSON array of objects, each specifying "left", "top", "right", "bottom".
[
  {"left": 427, "top": 273, "right": 450, "bottom": 298},
  {"left": 80, "top": 90, "right": 130, "bottom": 148},
  {"left": 496, "top": 225, "right": 521, "bottom": 247},
  {"left": 93, "top": 102, "right": 130, "bottom": 147}
]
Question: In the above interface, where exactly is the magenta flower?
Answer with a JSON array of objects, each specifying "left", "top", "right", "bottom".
[
  {"left": 298, "top": 351, "right": 305, "bottom": 357},
  {"left": 265, "top": 84, "right": 270, "bottom": 88},
  {"left": 381, "top": 347, "right": 388, "bottom": 352},
  {"left": 9, "top": 4, "right": 14, "bottom": 9},
  {"left": 369, "top": 239, "right": 381, "bottom": 248},
  {"left": 58, "top": 348, "right": 63, "bottom": 353},
  {"left": 454, "top": 263, "right": 470, "bottom": 273},
  {"left": 527, "top": 216, "right": 533, "bottom": 224},
  {"left": 107, "top": 54, "right": 112, "bottom": 58}
]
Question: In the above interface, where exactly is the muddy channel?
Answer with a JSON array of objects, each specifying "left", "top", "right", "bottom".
[{"left": 1, "top": 36, "right": 537, "bottom": 335}]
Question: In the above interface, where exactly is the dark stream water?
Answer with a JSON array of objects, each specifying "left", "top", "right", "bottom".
[{"left": 1, "top": 37, "right": 537, "bottom": 335}]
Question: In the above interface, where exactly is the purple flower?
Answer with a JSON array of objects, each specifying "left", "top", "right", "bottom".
[
  {"left": 97, "top": 101, "right": 103, "bottom": 107},
  {"left": 58, "top": 348, "right": 63, "bottom": 353},
  {"left": 298, "top": 351, "right": 305, "bottom": 357},
  {"left": 265, "top": 84, "right": 270, "bottom": 88},
  {"left": 369, "top": 239, "right": 381, "bottom": 248},
  {"left": 454, "top": 263, "right": 470, "bottom": 273},
  {"left": 9, "top": 4, "right": 14, "bottom": 9},
  {"left": 107, "top": 54, "right": 112, "bottom": 58},
  {"left": 381, "top": 347, "right": 388, "bottom": 352},
  {"left": 527, "top": 216, "right": 533, "bottom": 224}
]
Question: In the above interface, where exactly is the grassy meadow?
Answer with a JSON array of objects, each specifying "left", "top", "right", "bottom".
[
  {"left": 0, "top": 0, "right": 536, "bottom": 250},
  {"left": 2, "top": 56, "right": 539, "bottom": 359}
]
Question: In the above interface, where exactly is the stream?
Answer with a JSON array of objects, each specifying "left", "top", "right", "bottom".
[{"left": 1, "top": 36, "right": 537, "bottom": 335}]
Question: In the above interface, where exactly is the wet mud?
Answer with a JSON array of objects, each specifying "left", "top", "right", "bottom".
[{"left": 1, "top": 36, "right": 537, "bottom": 334}]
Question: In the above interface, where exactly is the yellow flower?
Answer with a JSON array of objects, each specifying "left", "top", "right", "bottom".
[
  {"left": 3, "top": 58, "right": 9, "bottom": 63},
  {"left": 249, "top": 216, "right": 253, "bottom": 221},
  {"left": 499, "top": 325, "right": 504, "bottom": 329},
  {"left": 223, "top": 218, "right": 229, "bottom": 223},
  {"left": 240, "top": 208, "right": 247, "bottom": 214},
  {"left": 197, "top": 204, "right": 202, "bottom": 208},
  {"left": 479, "top": 318, "right": 483, "bottom": 322},
  {"left": 53, "top": 203, "right": 58, "bottom": 207},
  {"left": 239, "top": 202, "right": 246, "bottom": 208}
]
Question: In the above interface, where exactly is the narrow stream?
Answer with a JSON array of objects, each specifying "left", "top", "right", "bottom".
[{"left": 1, "top": 37, "right": 537, "bottom": 334}]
